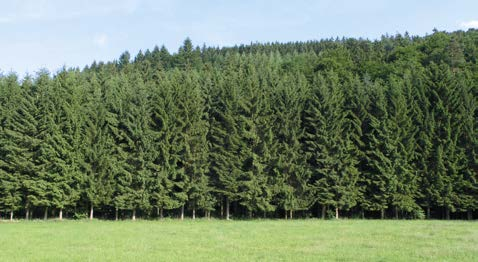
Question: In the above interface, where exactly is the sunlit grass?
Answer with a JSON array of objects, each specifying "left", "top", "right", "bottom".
[{"left": 0, "top": 219, "right": 476, "bottom": 261}]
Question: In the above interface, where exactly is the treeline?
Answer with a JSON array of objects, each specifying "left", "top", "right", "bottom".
[{"left": 0, "top": 29, "right": 477, "bottom": 221}]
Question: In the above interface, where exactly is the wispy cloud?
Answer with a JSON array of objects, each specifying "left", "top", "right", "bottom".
[
  {"left": 94, "top": 33, "right": 108, "bottom": 48},
  {"left": 460, "top": 20, "right": 478, "bottom": 28},
  {"left": 0, "top": 0, "right": 141, "bottom": 23},
  {"left": 0, "top": 17, "right": 12, "bottom": 23}
]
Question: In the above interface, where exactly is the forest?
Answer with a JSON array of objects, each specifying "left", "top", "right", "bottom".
[{"left": 0, "top": 29, "right": 476, "bottom": 221}]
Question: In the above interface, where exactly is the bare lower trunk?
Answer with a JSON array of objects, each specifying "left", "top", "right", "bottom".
[
  {"left": 132, "top": 209, "right": 136, "bottom": 220},
  {"left": 226, "top": 198, "right": 230, "bottom": 220},
  {"left": 59, "top": 208, "right": 63, "bottom": 220},
  {"left": 10, "top": 210, "right": 13, "bottom": 221},
  {"left": 220, "top": 199, "right": 224, "bottom": 218},
  {"left": 25, "top": 208, "right": 29, "bottom": 220},
  {"left": 335, "top": 207, "right": 339, "bottom": 219},
  {"left": 290, "top": 210, "right": 293, "bottom": 219},
  {"left": 263, "top": 211, "right": 266, "bottom": 219},
  {"left": 445, "top": 207, "right": 450, "bottom": 220},
  {"left": 90, "top": 205, "right": 94, "bottom": 220},
  {"left": 180, "top": 205, "right": 184, "bottom": 220},
  {"left": 467, "top": 210, "right": 473, "bottom": 220},
  {"left": 285, "top": 210, "right": 288, "bottom": 220},
  {"left": 321, "top": 206, "right": 326, "bottom": 219},
  {"left": 380, "top": 209, "right": 384, "bottom": 219},
  {"left": 192, "top": 207, "right": 196, "bottom": 220},
  {"left": 160, "top": 207, "right": 164, "bottom": 219},
  {"left": 115, "top": 208, "right": 118, "bottom": 221},
  {"left": 394, "top": 207, "right": 398, "bottom": 219},
  {"left": 426, "top": 206, "right": 430, "bottom": 219},
  {"left": 44, "top": 207, "right": 48, "bottom": 220}
]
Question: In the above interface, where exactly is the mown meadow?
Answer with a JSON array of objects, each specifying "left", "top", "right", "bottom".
[{"left": 0, "top": 219, "right": 477, "bottom": 261}]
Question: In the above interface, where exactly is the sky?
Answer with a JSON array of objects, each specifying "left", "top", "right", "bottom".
[{"left": 1, "top": 0, "right": 478, "bottom": 77}]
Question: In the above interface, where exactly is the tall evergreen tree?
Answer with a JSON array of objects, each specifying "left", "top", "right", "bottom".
[{"left": 304, "top": 72, "right": 360, "bottom": 219}]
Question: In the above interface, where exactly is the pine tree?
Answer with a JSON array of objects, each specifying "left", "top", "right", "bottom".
[
  {"left": 177, "top": 38, "right": 202, "bottom": 70},
  {"left": 363, "top": 75, "right": 419, "bottom": 219},
  {"left": 456, "top": 71, "right": 478, "bottom": 219},
  {"left": 236, "top": 59, "right": 276, "bottom": 217},
  {"left": 26, "top": 71, "right": 56, "bottom": 219},
  {"left": 175, "top": 71, "right": 214, "bottom": 219},
  {"left": 304, "top": 72, "right": 360, "bottom": 219},
  {"left": 150, "top": 70, "right": 188, "bottom": 219},
  {"left": 114, "top": 71, "right": 153, "bottom": 220},
  {"left": 424, "top": 63, "right": 465, "bottom": 219},
  {"left": 272, "top": 72, "right": 312, "bottom": 219},
  {"left": 209, "top": 58, "right": 245, "bottom": 219},
  {"left": 82, "top": 72, "right": 116, "bottom": 219},
  {"left": 41, "top": 70, "right": 86, "bottom": 219},
  {"left": 0, "top": 74, "right": 24, "bottom": 220}
]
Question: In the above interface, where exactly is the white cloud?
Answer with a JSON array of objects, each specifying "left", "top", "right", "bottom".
[
  {"left": 0, "top": 0, "right": 142, "bottom": 23},
  {"left": 460, "top": 20, "right": 478, "bottom": 28},
  {"left": 0, "top": 17, "right": 12, "bottom": 23},
  {"left": 94, "top": 34, "right": 108, "bottom": 48}
]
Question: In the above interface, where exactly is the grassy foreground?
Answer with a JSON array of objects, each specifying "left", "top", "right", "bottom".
[{"left": 0, "top": 219, "right": 477, "bottom": 261}]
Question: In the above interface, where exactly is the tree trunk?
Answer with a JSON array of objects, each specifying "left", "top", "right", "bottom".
[
  {"left": 10, "top": 210, "right": 13, "bottom": 221},
  {"left": 380, "top": 209, "right": 384, "bottom": 219},
  {"left": 90, "top": 205, "right": 94, "bottom": 220},
  {"left": 180, "top": 205, "right": 184, "bottom": 220},
  {"left": 445, "top": 207, "right": 450, "bottom": 220},
  {"left": 226, "top": 198, "right": 230, "bottom": 220},
  {"left": 192, "top": 207, "right": 196, "bottom": 220},
  {"left": 132, "top": 209, "right": 136, "bottom": 220},
  {"left": 220, "top": 199, "right": 224, "bottom": 218},
  {"left": 467, "top": 210, "right": 473, "bottom": 220},
  {"left": 321, "top": 206, "right": 326, "bottom": 219},
  {"left": 156, "top": 207, "right": 159, "bottom": 217},
  {"left": 160, "top": 207, "right": 164, "bottom": 219},
  {"left": 59, "top": 208, "right": 63, "bottom": 220},
  {"left": 394, "top": 207, "right": 398, "bottom": 219},
  {"left": 335, "top": 207, "right": 339, "bottom": 219},
  {"left": 25, "top": 208, "right": 29, "bottom": 220},
  {"left": 426, "top": 206, "right": 430, "bottom": 219},
  {"left": 290, "top": 210, "right": 293, "bottom": 219},
  {"left": 44, "top": 207, "right": 48, "bottom": 220},
  {"left": 115, "top": 208, "right": 118, "bottom": 221},
  {"left": 285, "top": 210, "right": 288, "bottom": 220},
  {"left": 361, "top": 208, "right": 365, "bottom": 219}
]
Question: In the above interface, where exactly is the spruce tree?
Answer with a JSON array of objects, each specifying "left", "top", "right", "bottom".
[
  {"left": 150, "top": 70, "right": 188, "bottom": 219},
  {"left": 0, "top": 75, "right": 24, "bottom": 220},
  {"left": 82, "top": 72, "right": 116, "bottom": 219},
  {"left": 272, "top": 72, "right": 312, "bottom": 219},
  {"left": 304, "top": 72, "right": 360, "bottom": 219}
]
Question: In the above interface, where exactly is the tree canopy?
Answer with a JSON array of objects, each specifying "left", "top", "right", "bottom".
[{"left": 0, "top": 29, "right": 477, "bottom": 220}]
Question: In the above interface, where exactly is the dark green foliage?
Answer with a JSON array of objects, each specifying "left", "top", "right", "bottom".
[
  {"left": 304, "top": 72, "right": 361, "bottom": 218},
  {"left": 0, "top": 30, "right": 477, "bottom": 220}
]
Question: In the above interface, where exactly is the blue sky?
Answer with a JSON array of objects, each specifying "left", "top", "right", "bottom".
[{"left": 1, "top": 0, "right": 477, "bottom": 76}]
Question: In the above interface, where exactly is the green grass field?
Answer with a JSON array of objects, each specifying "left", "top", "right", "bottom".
[{"left": 0, "top": 219, "right": 477, "bottom": 261}]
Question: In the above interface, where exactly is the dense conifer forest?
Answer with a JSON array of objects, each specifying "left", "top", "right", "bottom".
[{"left": 0, "top": 29, "right": 477, "bottom": 221}]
